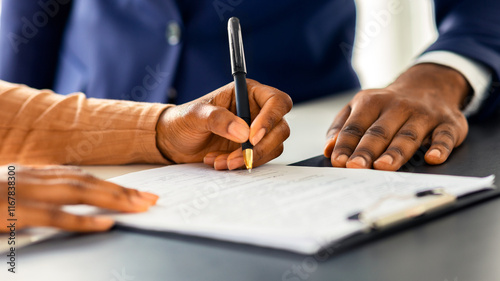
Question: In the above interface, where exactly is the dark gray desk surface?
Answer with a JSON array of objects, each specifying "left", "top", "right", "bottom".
[{"left": 10, "top": 110, "right": 500, "bottom": 281}]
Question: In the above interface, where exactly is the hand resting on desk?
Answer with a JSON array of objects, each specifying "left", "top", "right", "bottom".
[
  {"left": 0, "top": 165, "right": 158, "bottom": 232},
  {"left": 324, "top": 64, "right": 470, "bottom": 171}
]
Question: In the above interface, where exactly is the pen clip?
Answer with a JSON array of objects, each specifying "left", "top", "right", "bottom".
[{"left": 228, "top": 17, "right": 247, "bottom": 75}]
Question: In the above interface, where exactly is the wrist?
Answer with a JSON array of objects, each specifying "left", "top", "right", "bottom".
[
  {"left": 155, "top": 105, "right": 177, "bottom": 163},
  {"left": 387, "top": 63, "right": 472, "bottom": 109}
]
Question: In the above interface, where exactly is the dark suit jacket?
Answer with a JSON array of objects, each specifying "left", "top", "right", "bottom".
[{"left": 1, "top": 0, "right": 499, "bottom": 118}]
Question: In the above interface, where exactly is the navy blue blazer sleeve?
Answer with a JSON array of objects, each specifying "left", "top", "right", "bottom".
[
  {"left": 429, "top": 0, "right": 500, "bottom": 119},
  {"left": 0, "top": 1, "right": 72, "bottom": 90}
]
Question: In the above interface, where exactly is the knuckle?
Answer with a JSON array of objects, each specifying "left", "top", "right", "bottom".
[
  {"left": 451, "top": 109, "right": 466, "bottom": 121},
  {"left": 328, "top": 123, "right": 344, "bottom": 134},
  {"left": 112, "top": 190, "right": 122, "bottom": 201},
  {"left": 392, "top": 98, "right": 413, "bottom": 111},
  {"left": 333, "top": 144, "right": 355, "bottom": 155},
  {"left": 279, "top": 120, "right": 291, "bottom": 140},
  {"left": 278, "top": 144, "right": 284, "bottom": 155},
  {"left": 328, "top": 108, "right": 350, "bottom": 133},
  {"left": 431, "top": 141, "right": 452, "bottom": 152},
  {"left": 68, "top": 180, "right": 87, "bottom": 192},
  {"left": 386, "top": 146, "right": 406, "bottom": 158},
  {"left": 413, "top": 110, "right": 433, "bottom": 123},
  {"left": 263, "top": 113, "right": 277, "bottom": 131},
  {"left": 365, "top": 125, "right": 390, "bottom": 141},
  {"left": 450, "top": 114, "right": 468, "bottom": 130},
  {"left": 80, "top": 173, "right": 98, "bottom": 183},
  {"left": 355, "top": 93, "right": 373, "bottom": 106},
  {"left": 274, "top": 145, "right": 285, "bottom": 158},
  {"left": 268, "top": 97, "right": 292, "bottom": 123},
  {"left": 354, "top": 90, "right": 372, "bottom": 101},
  {"left": 434, "top": 129, "right": 456, "bottom": 144},
  {"left": 206, "top": 109, "right": 228, "bottom": 132},
  {"left": 207, "top": 107, "right": 223, "bottom": 123},
  {"left": 446, "top": 114, "right": 469, "bottom": 142},
  {"left": 354, "top": 89, "right": 389, "bottom": 106},
  {"left": 111, "top": 188, "right": 127, "bottom": 201},
  {"left": 191, "top": 103, "right": 213, "bottom": 121},
  {"left": 47, "top": 207, "right": 64, "bottom": 227},
  {"left": 352, "top": 147, "right": 376, "bottom": 162},
  {"left": 397, "top": 128, "right": 419, "bottom": 142},
  {"left": 272, "top": 91, "right": 293, "bottom": 112},
  {"left": 341, "top": 123, "right": 365, "bottom": 139},
  {"left": 245, "top": 78, "right": 258, "bottom": 85},
  {"left": 77, "top": 216, "right": 95, "bottom": 227},
  {"left": 461, "top": 118, "right": 469, "bottom": 133},
  {"left": 283, "top": 94, "right": 293, "bottom": 111},
  {"left": 123, "top": 187, "right": 140, "bottom": 202},
  {"left": 254, "top": 148, "right": 264, "bottom": 162},
  {"left": 73, "top": 215, "right": 86, "bottom": 226},
  {"left": 247, "top": 83, "right": 259, "bottom": 96}
]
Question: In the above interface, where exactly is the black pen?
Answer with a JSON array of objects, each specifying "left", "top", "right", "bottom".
[{"left": 227, "top": 17, "right": 253, "bottom": 172}]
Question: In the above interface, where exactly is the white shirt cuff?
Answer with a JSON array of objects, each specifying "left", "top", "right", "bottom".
[{"left": 413, "top": 51, "right": 492, "bottom": 117}]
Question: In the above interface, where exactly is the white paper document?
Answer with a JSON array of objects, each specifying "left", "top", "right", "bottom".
[{"left": 94, "top": 164, "right": 495, "bottom": 254}]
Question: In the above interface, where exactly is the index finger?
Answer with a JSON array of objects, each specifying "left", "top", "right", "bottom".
[
  {"left": 330, "top": 104, "right": 380, "bottom": 167},
  {"left": 13, "top": 204, "right": 115, "bottom": 232},
  {"left": 247, "top": 79, "right": 293, "bottom": 146},
  {"left": 18, "top": 166, "right": 159, "bottom": 205},
  {"left": 18, "top": 179, "right": 154, "bottom": 213}
]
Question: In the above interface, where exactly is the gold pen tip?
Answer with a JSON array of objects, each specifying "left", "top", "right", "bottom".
[{"left": 243, "top": 149, "right": 253, "bottom": 171}]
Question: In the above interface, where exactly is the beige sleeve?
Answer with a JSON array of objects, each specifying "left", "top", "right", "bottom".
[{"left": 0, "top": 81, "right": 173, "bottom": 165}]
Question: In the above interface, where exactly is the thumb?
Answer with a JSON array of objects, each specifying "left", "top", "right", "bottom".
[{"left": 201, "top": 104, "right": 250, "bottom": 143}]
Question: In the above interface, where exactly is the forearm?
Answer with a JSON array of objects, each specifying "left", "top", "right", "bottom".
[{"left": 0, "top": 81, "right": 172, "bottom": 165}]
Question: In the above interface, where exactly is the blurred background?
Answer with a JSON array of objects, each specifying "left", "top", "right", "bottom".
[
  {"left": 353, "top": 0, "right": 438, "bottom": 89},
  {"left": 0, "top": 0, "right": 437, "bottom": 89}
]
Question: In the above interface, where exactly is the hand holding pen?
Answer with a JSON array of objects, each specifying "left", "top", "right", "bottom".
[
  {"left": 156, "top": 79, "right": 292, "bottom": 170},
  {"left": 154, "top": 18, "right": 292, "bottom": 171}
]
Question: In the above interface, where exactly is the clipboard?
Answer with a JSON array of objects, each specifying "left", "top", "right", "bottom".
[
  {"left": 291, "top": 156, "right": 500, "bottom": 255},
  {"left": 318, "top": 187, "right": 500, "bottom": 255}
]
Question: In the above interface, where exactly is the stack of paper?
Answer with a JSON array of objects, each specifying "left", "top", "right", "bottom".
[{"left": 100, "top": 164, "right": 494, "bottom": 254}]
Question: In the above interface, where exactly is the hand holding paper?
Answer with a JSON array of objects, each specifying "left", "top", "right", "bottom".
[{"left": 0, "top": 165, "right": 158, "bottom": 233}]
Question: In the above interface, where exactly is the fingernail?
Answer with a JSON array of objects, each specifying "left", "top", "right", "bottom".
[
  {"left": 140, "top": 192, "right": 159, "bottom": 204},
  {"left": 335, "top": 154, "right": 349, "bottom": 165},
  {"left": 94, "top": 217, "right": 115, "bottom": 227},
  {"left": 228, "top": 122, "right": 249, "bottom": 142},
  {"left": 251, "top": 128, "right": 266, "bottom": 145},
  {"left": 428, "top": 149, "right": 441, "bottom": 159},
  {"left": 375, "top": 154, "right": 393, "bottom": 165},
  {"left": 348, "top": 157, "right": 367, "bottom": 168}
]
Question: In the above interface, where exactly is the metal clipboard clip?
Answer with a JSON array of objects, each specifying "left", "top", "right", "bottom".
[{"left": 349, "top": 188, "right": 457, "bottom": 230}]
